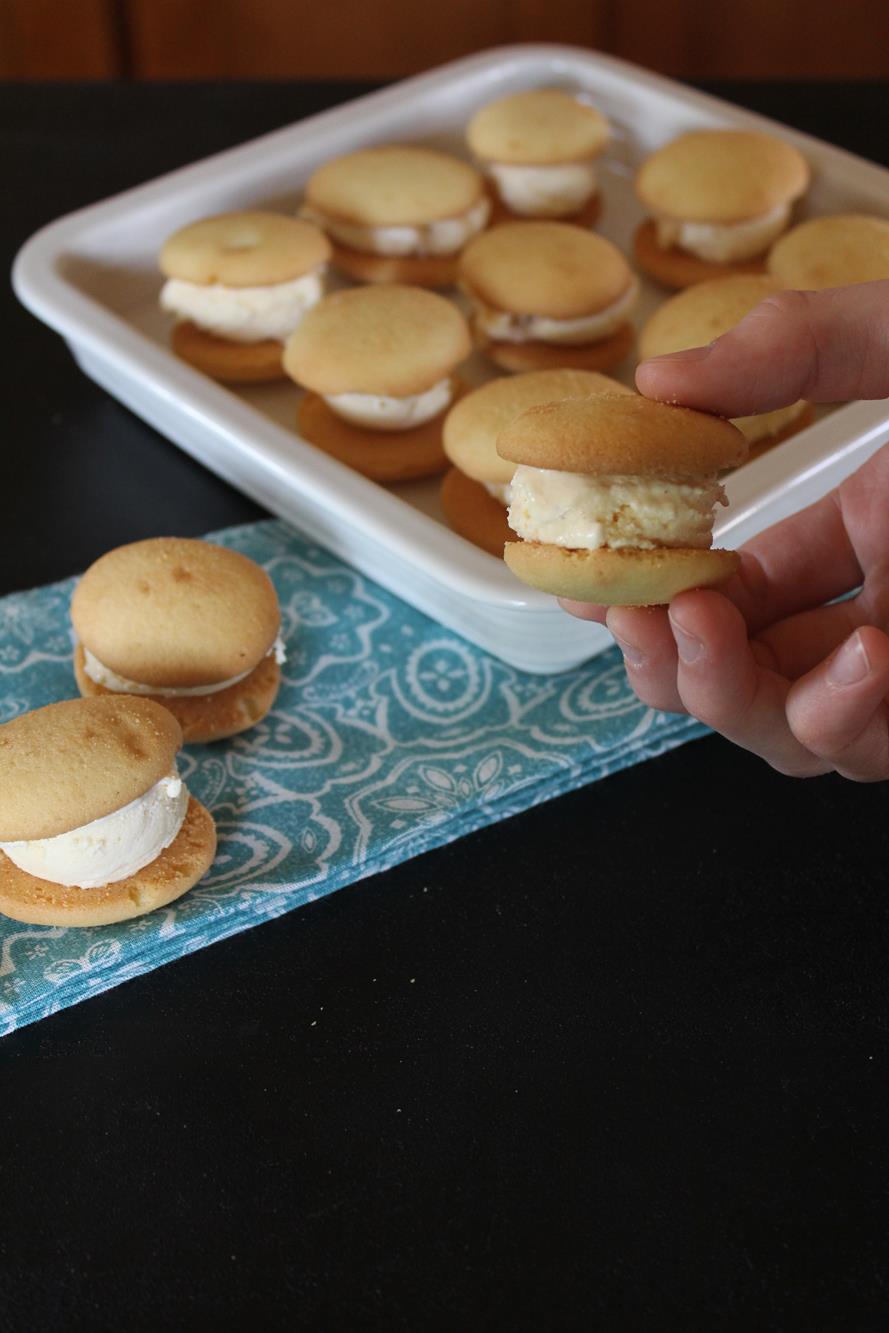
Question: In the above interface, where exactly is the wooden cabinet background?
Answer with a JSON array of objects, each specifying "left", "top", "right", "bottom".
[{"left": 3, "top": 0, "right": 889, "bottom": 80}]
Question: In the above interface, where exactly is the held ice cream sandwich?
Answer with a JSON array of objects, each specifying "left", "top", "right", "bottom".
[
  {"left": 284, "top": 285, "right": 471, "bottom": 482},
  {"left": 499, "top": 393, "right": 747, "bottom": 606},
  {"left": 634, "top": 130, "right": 809, "bottom": 289},
  {"left": 441, "top": 369, "right": 632, "bottom": 556},
  {"left": 160, "top": 211, "right": 331, "bottom": 382},
  {"left": 466, "top": 89, "right": 608, "bottom": 224},
  {"left": 768, "top": 213, "right": 889, "bottom": 289},
  {"left": 0, "top": 697, "right": 216, "bottom": 927},
  {"left": 639, "top": 275, "right": 813, "bottom": 456},
  {"left": 459, "top": 222, "right": 638, "bottom": 373},
  {"left": 301, "top": 145, "right": 490, "bottom": 288},
  {"left": 72, "top": 538, "right": 284, "bottom": 743}
]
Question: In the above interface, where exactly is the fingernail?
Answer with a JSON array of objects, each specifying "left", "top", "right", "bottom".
[
  {"left": 611, "top": 631, "right": 646, "bottom": 669},
  {"left": 827, "top": 631, "right": 870, "bottom": 686},
  {"left": 669, "top": 608, "right": 703, "bottom": 664},
  {"left": 643, "top": 344, "right": 713, "bottom": 365}
]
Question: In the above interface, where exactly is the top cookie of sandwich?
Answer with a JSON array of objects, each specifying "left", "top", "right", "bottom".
[
  {"left": 71, "top": 538, "right": 281, "bottom": 690},
  {"left": 460, "top": 222, "right": 632, "bottom": 318},
  {"left": 467, "top": 89, "right": 609, "bottom": 165},
  {"left": 636, "top": 131, "right": 809, "bottom": 223},
  {"left": 638, "top": 274, "right": 784, "bottom": 360},
  {"left": 444, "top": 369, "right": 631, "bottom": 485},
  {"left": 160, "top": 211, "right": 331, "bottom": 287},
  {"left": 283, "top": 285, "right": 471, "bottom": 396},
  {"left": 0, "top": 696, "right": 182, "bottom": 841},
  {"left": 497, "top": 392, "right": 746, "bottom": 476},
  {"left": 305, "top": 146, "right": 485, "bottom": 227},
  {"left": 768, "top": 213, "right": 889, "bottom": 289}
]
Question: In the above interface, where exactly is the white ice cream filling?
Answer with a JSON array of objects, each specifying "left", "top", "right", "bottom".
[
  {"left": 160, "top": 270, "right": 324, "bottom": 343},
  {"left": 488, "top": 161, "right": 598, "bottom": 217},
  {"left": 82, "top": 635, "right": 287, "bottom": 697},
  {"left": 735, "top": 399, "right": 808, "bottom": 445},
  {"left": 507, "top": 467, "right": 727, "bottom": 550},
  {"left": 1, "top": 771, "right": 188, "bottom": 890},
  {"left": 476, "top": 277, "right": 639, "bottom": 347},
  {"left": 324, "top": 378, "right": 453, "bottom": 431},
  {"left": 655, "top": 203, "right": 791, "bottom": 263},
  {"left": 301, "top": 197, "right": 490, "bottom": 257}
]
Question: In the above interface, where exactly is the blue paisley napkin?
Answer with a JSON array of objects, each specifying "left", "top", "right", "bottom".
[{"left": 0, "top": 520, "right": 705, "bottom": 1034}]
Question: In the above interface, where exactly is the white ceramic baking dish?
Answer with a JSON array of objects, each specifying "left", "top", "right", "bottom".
[{"left": 13, "top": 46, "right": 889, "bottom": 673}]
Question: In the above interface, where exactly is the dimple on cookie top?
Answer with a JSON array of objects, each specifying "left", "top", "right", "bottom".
[
  {"left": 636, "top": 130, "right": 809, "bottom": 223},
  {"left": 459, "top": 223, "right": 633, "bottom": 318},
  {"left": 160, "top": 211, "right": 331, "bottom": 287},
  {"left": 71, "top": 538, "right": 281, "bottom": 690},
  {"left": 305, "top": 146, "right": 486, "bottom": 226},
  {"left": 443, "top": 369, "right": 632, "bottom": 485},
  {"left": 0, "top": 696, "right": 182, "bottom": 842},
  {"left": 467, "top": 89, "right": 609, "bottom": 165},
  {"left": 283, "top": 285, "right": 471, "bottom": 396},
  {"left": 498, "top": 392, "right": 747, "bottom": 476}
]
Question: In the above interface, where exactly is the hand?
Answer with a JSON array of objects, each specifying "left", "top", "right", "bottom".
[{"left": 562, "top": 282, "right": 889, "bottom": 780}]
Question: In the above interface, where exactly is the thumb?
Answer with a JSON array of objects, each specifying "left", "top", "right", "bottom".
[{"left": 636, "top": 280, "right": 889, "bottom": 417}]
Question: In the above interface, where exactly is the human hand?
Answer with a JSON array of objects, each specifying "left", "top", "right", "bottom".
[{"left": 562, "top": 282, "right": 889, "bottom": 779}]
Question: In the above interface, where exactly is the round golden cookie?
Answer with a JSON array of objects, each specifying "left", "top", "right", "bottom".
[
  {"left": 638, "top": 274, "right": 810, "bottom": 449},
  {"left": 639, "top": 274, "right": 783, "bottom": 360},
  {"left": 460, "top": 222, "right": 632, "bottom": 318},
  {"left": 171, "top": 321, "right": 285, "bottom": 384},
  {"left": 634, "top": 219, "right": 767, "bottom": 289},
  {"left": 305, "top": 145, "right": 485, "bottom": 227},
  {"left": 635, "top": 130, "right": 809, "bottom": 223},
  {"left": 284, "top": 285, "right": 471, "bottom": 396},
  {"left": 328, "top": 244, "right": 459, "bottom": 289},
  {"left": 0, "top": 696, "right": 182, "bottom": 842},
  {"left": 440, "top": 467, "right": 513, "bottom": 557},
  {"left": 503, "top": 541, "right": 739, "bottom": 606},
  {"left": 488, "top": 191, "right": 601, "bottom": 229},
  {"left": 467, "top": 90, "right": 609, "bottom": 166},
  {"left": 444, "top": 368, "right": 632, "bottom": 487},
  {"left": 160, "top": 211, "right": 331, "bottom": 287},
  {"left": 297, "top": 393, "right": 451, "bottom": 482},
  {"left": 768, "top": 213, "right": 889, "bottom": 289},
  {"left": 0, "top": 796, "right": 216, "bottom": 928},
  {"left": 498, "top": 393, "right": 747, "bottom": 476},
  {"left": 74, "top": 645, "right": 282, "bottom": 746},
  {"left": 479, "top": 323, "right": 635, "bottom": 375},
  {"left": 71, "top": 538, "right": 281, "bottom": 691}
]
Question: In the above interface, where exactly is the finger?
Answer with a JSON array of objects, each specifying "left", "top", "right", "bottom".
[
  {"left": 605, "top": 607, "right": 685, "bottom": 713},
  {"left": 558, "top": 599, "right": 608, "bottom": 625},
  {"left": 785, "top": 627, "right": 889, "bottom": 781},
  {"left": 754, "top": 599, "right": 860, "bottom": 679},
  {"left": 667, "top": 590, "right": 827, "bottom": 776},
  {"left": 636, "top": 281, "right": 889, "bottom": 416}
]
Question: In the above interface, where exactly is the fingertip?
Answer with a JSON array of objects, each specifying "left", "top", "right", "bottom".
[{"left": 558, "top": 598, "right": 608, "bottom": 624}]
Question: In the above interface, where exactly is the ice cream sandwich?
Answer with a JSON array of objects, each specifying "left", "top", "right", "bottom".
[
  {"left": 459, "top": 222, "right": 638, "bottom": 373},
  {"left": 466, "top": 89, "right": 608, "bottom": 224},
  {"left": 441, "top": 368, "right": 632, "bottom": 555},
  {"left": 768, "top": 213, "right": 889, "bottom": 289},
  {"left": 634, "top": 130, "right": 809, "bottom": 289},
  {"left": 284, "top": 285, "right": 471, "bottom": 482},
  {"left": 301, "top": 145, "right": 490, "bottom": 288},
  {"left": 160, "top": 211, "right": 331, "bottom": 382},
  {"left": 639, "top": 275, "right": 813, "bottom": 455},
  {"left": 499, "top": 393, "right": 747, "bottom": 605},
  {"left": 0, "top": 697, "right": 216, "bottom": 927},
  {"left": 72, "top": 538, "right": 284, "bottom": 743}
]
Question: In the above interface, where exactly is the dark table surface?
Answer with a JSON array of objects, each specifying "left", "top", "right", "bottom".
[{"left": 2, "top": 77, "right": 888, "bottom": 1331}]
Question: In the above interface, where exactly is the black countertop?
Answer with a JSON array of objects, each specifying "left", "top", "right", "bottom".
[{"left": 2, "top": 79, "right": 888, "bottom": 1330}]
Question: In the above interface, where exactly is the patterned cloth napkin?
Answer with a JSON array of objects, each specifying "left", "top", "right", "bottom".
[{"left": 0, "top": 520, "right": 705, "bottom": 1034}]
